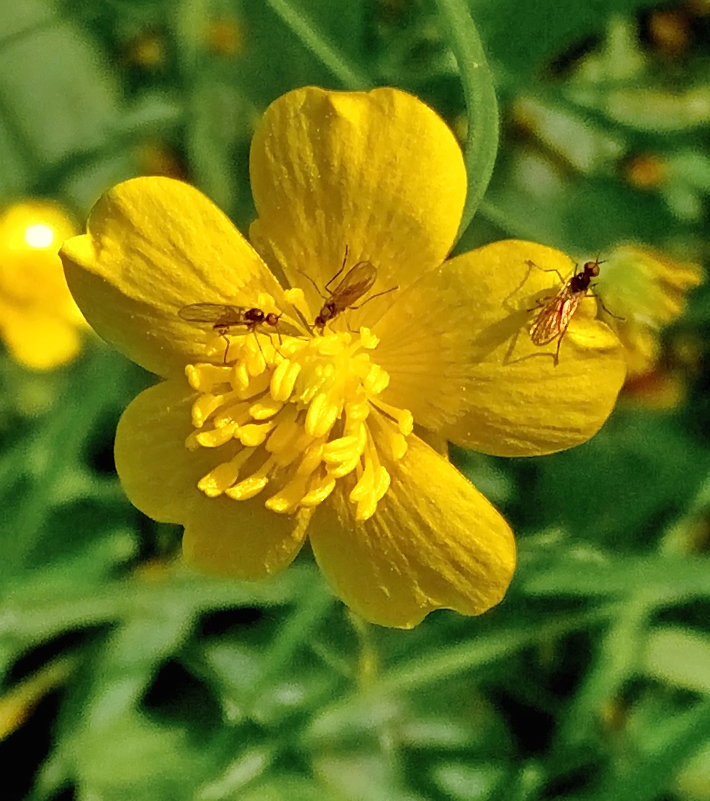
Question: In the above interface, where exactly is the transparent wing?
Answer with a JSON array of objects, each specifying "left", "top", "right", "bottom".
[
  {"left": 178, "top": 303, "right": 246, "bottom": 326},
  {"left": 331, "top": 261, "right": 378, "bottom": 310},
  {"left": 529, "top": 291, "right": 579, "bottom": 345}
]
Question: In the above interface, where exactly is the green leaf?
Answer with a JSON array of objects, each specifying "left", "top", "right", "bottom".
[
  {"left": 308, "top": 605, "right": 616, "bottom": 738},
  {"left": 468, "top": 0, "right": 666, "bottom": 78},
  {"left": 599, "top": 699, "right": 710, "bottom": 801},
  {"left": 642, "top": 626, "right": 710, "bottom": 694},
  {"left": 0, "top": 8, "right": 121, "bottom": 175},
  {"left": 520, "top": 552, "right": 710, "bottom": 600},
  {"left": 527, "top": 412, "right": 710, "bottom": 546},
  {"left": 1, "top": 566, "right": 309, "bottom": 656}
]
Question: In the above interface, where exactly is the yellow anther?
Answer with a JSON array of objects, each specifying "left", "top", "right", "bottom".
[
  {"left": 195, "top": 423, "right": 237, "bottom": 447},
  {"left": 375, "top": 466, "right": 391, "bottom": 498},
  {"left": 344, "top": 398, "right": 370, "bottom": 423},
  {"left": 305, "top": 392, "right": 340, "bottom": 438},
  {"left": 301, "top": 473, "right": 336, "bottom": 506},
  {"left": 322, "top": 434, "right": 361, "bottom": 464},
  {"left": 191, "top": 393, "right": 223, "bottom": 428},
  {"left": 234, "top": 360, "right": 251, "bottom": 390},
  {"left": 185, "top": 363, "right": 232, "bottom": 393},
  {"left": 364, "top": 363, "right": 389, "bottom": 394},
  {"left": 197, "top": 459, "right": 243, "bottom": 497},
  {"left": 349, "top": 462, "right": 376, "bottom": 503},
  {"left": 296, "top": 441, "right": 325, "bottom": 476},
  {"left": 225, "top": 472, "right": 270, "bottom": 500},
  {"left": 186, "top": 324, "right": 412, "bottom": 519},
  {"left": 355, "top": 495, "right": 378, "bottom": 522},
  {"left": 358, "top": 327, "right": 379, "bottom": 349},
  {"left": 237, "top": 421, "right": 275, "bottom": 447},
  {"left": 265, "top": 475, "right": 308, "bottom": 513},
  {"left": 265, "top": 406, "right": 300, "bottom": 453},
  {"left": 271, "top": 358, "right": 302, "bottom": 401},
  {"left": 249, "top": 397, "right": 283, "bottom": 420}
]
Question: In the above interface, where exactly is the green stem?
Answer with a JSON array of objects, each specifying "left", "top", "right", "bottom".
[
  {"left": 435, "top": 0, "right": 500, "bottom": 239},
  {"left": 265, "top": 0, "right": 372, "bottom": 88}
]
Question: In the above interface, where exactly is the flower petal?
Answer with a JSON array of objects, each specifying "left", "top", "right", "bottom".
[
  {"left": 375, "top": 239, "right": 626, "bottom": 456},
  {"left": 115, "top": 379, "right": 308, "bottom": 577},
  {"left": 309, "top": 435, "right": 515, "bottom": 628},
  {"left": 61, "top": 177, "right": 283, "bottom": 377},
  {"left": 249, "top": 87, "right": 466, "bottom": 324}
]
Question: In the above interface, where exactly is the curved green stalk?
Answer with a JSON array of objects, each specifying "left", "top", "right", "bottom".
[{"left": 435, "top": 0, "right": 500, "bottom": 239}]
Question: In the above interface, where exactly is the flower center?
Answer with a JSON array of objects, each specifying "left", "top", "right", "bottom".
[{"left": 184, "top": 317, "right": 413, "bottom": 521}]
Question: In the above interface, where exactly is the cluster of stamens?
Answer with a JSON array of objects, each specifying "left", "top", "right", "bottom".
[{"left": 184, "top": 294, "right": 413, "bottom": 521}]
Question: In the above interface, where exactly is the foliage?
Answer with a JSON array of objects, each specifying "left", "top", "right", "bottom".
[{"left": 1, "top": 0, "right": 708, "bottom": 799}]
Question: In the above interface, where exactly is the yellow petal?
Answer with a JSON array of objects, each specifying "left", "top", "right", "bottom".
[
  {"left": 309, "top": 436, "right": 515, "bottom": 628},
  {"left": 249, "top": 87, "right": 466, "bottom": 325},
  {"left": 0, "top": 310, "right": 81, "bottom": 370},
  {"left": 375, "top": 239, "right": 626, "bottom": 456},
  {"left": 182, "top": 501, "right": 311, "bottom": 579},
  {"left": 61, "top": 177, "right": 284, "bottom": 377},
  {"left": 115, "top": 379, "right": 309, "bottom": 577},
  {"left": 115, "top": 379, "right": 224, "bottom": 523}
]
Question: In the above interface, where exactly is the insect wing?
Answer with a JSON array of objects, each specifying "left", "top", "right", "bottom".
[
  {"left": 530, "top": 289, "right": 580, "bottom": 345},
  {"left": 331, "top": 261, "right": 378, "bottom": 310},
  {"left": 178, "top": 303, "right": 246, "bottom": 327}
]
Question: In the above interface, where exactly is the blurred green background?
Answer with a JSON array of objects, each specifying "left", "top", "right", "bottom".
[{"left": 1, "top": 1, "right": 709, "bottom": 800}]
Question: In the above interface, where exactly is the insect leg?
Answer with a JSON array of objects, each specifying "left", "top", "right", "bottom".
[
  {"left": 347, "top": 284, "right": 399, "bottom": 310},
  {"left": 324, "top": 245, "right": 350, "bottom": 291},
  {"left": 216, "top": 327, "right": 231, "bottom": 364},
  {"left": 553, "top": 333, "right": 563, "bottom": 366},
  {"left": 526, "top": 297, "right": 550, "bottom": 312},
  {"left": 296, "top": 269, "right": 327, "bottom": 300},
  {"left": 590, "top": 290, "right": 625, "bottom": 320},
  {"left": 526, "top": 259, "right": 566, "bottom": 284},
  {"left": 503, "top": 261, "right": 535, "bottom": 312},
  {"left": 249, "top": 327, "right": 267, "bottom": 361}
]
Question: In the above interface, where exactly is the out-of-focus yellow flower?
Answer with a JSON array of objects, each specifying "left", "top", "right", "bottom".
[
  {"left": 621, "top": 370, "right": 687, "bottom": 409},
  {"left": 0, "top": 201, "right": 86, "bottom": 370},
  {"left": 61, "top": 87, "right": 626, "bottom": 627},
  {"left": 126, "top": 32, "right": 165, "bottom": 69},
  {"left": 594, "top": 244, "right": 703, "bottom": 377},
  {"left": 205, "top": 16, "right": 243, "bottom": 57}
]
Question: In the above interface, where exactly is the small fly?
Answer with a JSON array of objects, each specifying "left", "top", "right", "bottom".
[
  {"left": 178, "top": 303, "right": 280, "bottom": 362},
  {"left": 527, "top": 259, "right": 604, "bottom": 365},
  {"left": 305, "top": 248, "right": 397, "bottom": 331}
]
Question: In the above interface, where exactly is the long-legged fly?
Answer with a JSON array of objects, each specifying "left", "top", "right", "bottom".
[
  {"left": 178, "top": 303, "right": 280, "bottom": 362},
  {"left": 301, "top": 248, "right": 397, "bottom": 332}
]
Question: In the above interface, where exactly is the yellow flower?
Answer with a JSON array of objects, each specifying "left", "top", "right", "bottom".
[
  {"left": 60, "top": 87, "right": 626, "bottom": 628},
  {"left": 594, "top": 244, "right": 704, "bottom": 377},
  {"left": 0, "top": 201, "right": 85, "bottom": 370}
]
